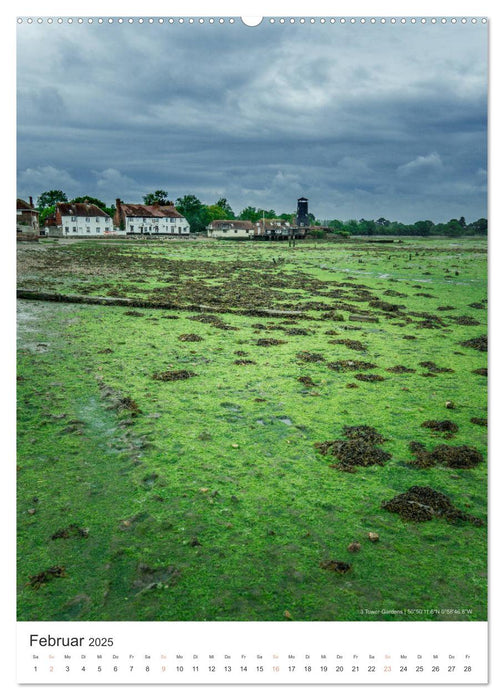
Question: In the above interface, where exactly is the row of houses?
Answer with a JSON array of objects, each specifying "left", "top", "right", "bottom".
[{"left": 17, "top": 196, "right": 322, "bottom": 240}]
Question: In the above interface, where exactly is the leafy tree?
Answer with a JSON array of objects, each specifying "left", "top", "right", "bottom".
[
  {"left": 175, "top": 194, "right": 206, "bottom": 232},
  {"left": 238, "top": 206, "right": 261, "bottom": 223},
  {"left": 238, "top": 207, "right": 278, "bottom": 223},
  {"left": 176, "top": 194, "right": 202, "bottom": 214},
  {"left": 39, "top": 204, "right": 56, "bottom": 227},
  {"left": 344, "top": 219, "right": 360, "bottom": 235},
  {"left": 468, "top": 218, "right": 487, "bottom": 236},
  {"left": 413, "top": 220, "right": 434, "bottom": 237},
  {"left": 444, "top": 218, "right": 465, "bottom": 237},
  {"left": 143, "top": 190, "right": 171, "bottom": 205},
  {"left": 215, "top": 198, "right": 235, "bottom": 218},
  {"left": 37, "top": 190, "right": 67, "bottom": 209},
  {"left": 203, "top": 204, "right": 231, "bottom": 226},
  {"left": 358, "top": 219, "right": 377, "bottom": 236},
  {"left": 376, "top": 217, "right": 391, "bottom": 227}
]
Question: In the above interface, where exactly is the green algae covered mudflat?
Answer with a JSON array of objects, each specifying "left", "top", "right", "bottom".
[{"left": 17, "top": 237, "right": 487, "bottom": 621}]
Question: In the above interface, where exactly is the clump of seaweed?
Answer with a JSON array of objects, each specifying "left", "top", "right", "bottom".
[
  {"left": 188, "top": 314, "right": 238, "bottom": 330},
  {"left": 386, "top": 365, "right": 416, "bottom": 374},
  {"left": 51, "top": 524, "right": 89, "bottom": 540},
  {"left": 152, "top": 370, "right": 197, "bottom": 381},
  {"left": 421, "top": 420, "right": 459, "bottom": 435},
  {"left": 327, "top": 360, "right": 377, "bottom": 372},
  {"left": 315, "top": 425, "right": 391, "bottom": 470},
  {"left": 327, "top": 338, "right": 367, "bottom": 351},
  {"left": 382, "top": 486, "right": 484, "bottom": 526},
  {"left": 354, "top": 373, "right": 386, "bottom": 382},
  {"left": 257, "top": 338, "right": 287, "bottom": 346},
  {"left": 460, "top": 335, "right": 487, "bottom": 352},
  {"left": 472, "top": 368, "right": 487, "bottom": 377},
  {"left": 419, "top": 361, "right": 454, "bottom": 374},
  {"left": 117, "top": 396, "right": 141, "bottom": 417},
  {"left": 297, "top": 376, "right": 315, "bottom": 387},
  {"left": 369, "top": 300, "right": 404, "bottom": 312},
  {"left": 178, "top": 334, "right": 203, "bottom": 342},
  {"left": 283, "top": 328, "right": 310, "bottom": 336},
  {"left": 449, "top": 316, "right": 480, "bottom": 326},
  {"left": 319, "top": 560, "right": 352, "bottom": 573},
  {"left": 28, "top": 566, "right": 67, "bottom": 589},
  {"left": 384, "top": 289, "right": 407, "bottom": 298},
  {"left": 408, "top": 441, "right": 483, "bottom": 469},
  {"left": 296, "top": 351, "right": 325, "bottom": 363}
]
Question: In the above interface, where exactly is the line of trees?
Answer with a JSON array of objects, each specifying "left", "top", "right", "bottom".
[
  {"left": 35, "top": 189, "right": 487, "bottom": 237},
  {"left": 325, "top": 216, "right": 487, "bottom": 237}
]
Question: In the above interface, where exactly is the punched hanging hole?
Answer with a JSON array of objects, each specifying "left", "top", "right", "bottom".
[{"left": 241, "top": 17, "right": 263, "bottom": 27}]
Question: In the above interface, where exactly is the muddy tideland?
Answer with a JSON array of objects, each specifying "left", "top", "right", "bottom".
[{"left": 17, "top": 237, "right": 487, "bottom": 622}]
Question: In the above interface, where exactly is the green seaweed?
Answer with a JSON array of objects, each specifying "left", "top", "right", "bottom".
[{"left": 17, "top": 237, "right": 487, "bottom": 622}]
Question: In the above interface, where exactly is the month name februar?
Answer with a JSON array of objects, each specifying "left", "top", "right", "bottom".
[{"left": 29, "top": 634, "right": 84, "bottom": 647}]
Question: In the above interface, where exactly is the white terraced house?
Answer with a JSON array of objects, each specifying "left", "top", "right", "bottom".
[
  {"left": 55, "top": 201, "right": 113, "bottom": 236},
  {"left": 114, "top": 200, "right": 190, "bottom": 234},
  {"left": 207, "top": 220, "right": 254, "bottom": 239}
]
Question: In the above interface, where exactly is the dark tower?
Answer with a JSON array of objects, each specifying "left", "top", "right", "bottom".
[{"left": 296, "top": 197, "right": 310, "bottom": 226}]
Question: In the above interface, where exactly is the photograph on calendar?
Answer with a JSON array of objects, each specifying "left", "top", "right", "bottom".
[{"left": 16, "top": 17, "right": 487, "bottom": 624}]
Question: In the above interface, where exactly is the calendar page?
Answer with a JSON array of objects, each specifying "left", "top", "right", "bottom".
[{"left": 14, "top": 0, "right": 490, "bottom": 688}]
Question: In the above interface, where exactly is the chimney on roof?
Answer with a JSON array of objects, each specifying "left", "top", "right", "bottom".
[
  {"left": 29, "top": 196, "right": 34, "bottom": 208},
  {"left": 116, "top": 198, "right": 121, "bottom": 209}
]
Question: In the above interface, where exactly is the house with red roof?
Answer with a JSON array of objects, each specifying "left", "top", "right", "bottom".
[
  {"left": 114, "top": 199, "right": 190, "bottom": 235},
  {"left": 49, "top": 201, "right": 113, "bottom": 236},
  {"left": 17, "top": 197, "right": 40, "bottom": 240},
  {"left": 207, "top": 220, "right": 254, "bottom": 239}
]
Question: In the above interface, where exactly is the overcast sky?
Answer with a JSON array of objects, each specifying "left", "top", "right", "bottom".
[{"left": 17, "top": 19, "right": 487, "bottom": 223}]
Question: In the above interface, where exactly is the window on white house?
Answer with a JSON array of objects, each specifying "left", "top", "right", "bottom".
[
  {"left": 65, "top": 226, "right": 69, "bottom": 233},
  {"left": 73, "top": 227, "right": 77, "bottom": 232},
  {"left": 71, "top": 216, "right": 76, "bottom": 221},
  {"left": 86, "top": 226, "right": 90, "bottom": 233},
  {"left": 96, "top": 228, "right": 100, "bottom": 233},
  {"left": 86, "top": 217, "right": 90, "bottom": 222},
  {"left": 96, "top": 217, "right": 100, "bottom": 222}
]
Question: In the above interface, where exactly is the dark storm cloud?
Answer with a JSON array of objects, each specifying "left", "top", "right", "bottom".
[{"left": 17, "top": 20, "right": 487, "bottom": 222}]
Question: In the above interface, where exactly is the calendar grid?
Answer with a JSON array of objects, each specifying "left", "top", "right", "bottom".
[{"left": 17, "top": 621, "right": 488, "bottom": 684}]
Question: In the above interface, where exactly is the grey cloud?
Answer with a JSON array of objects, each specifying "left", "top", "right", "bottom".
[{"left": 16, "top": 20, "right": 487, "bottom": 222}]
